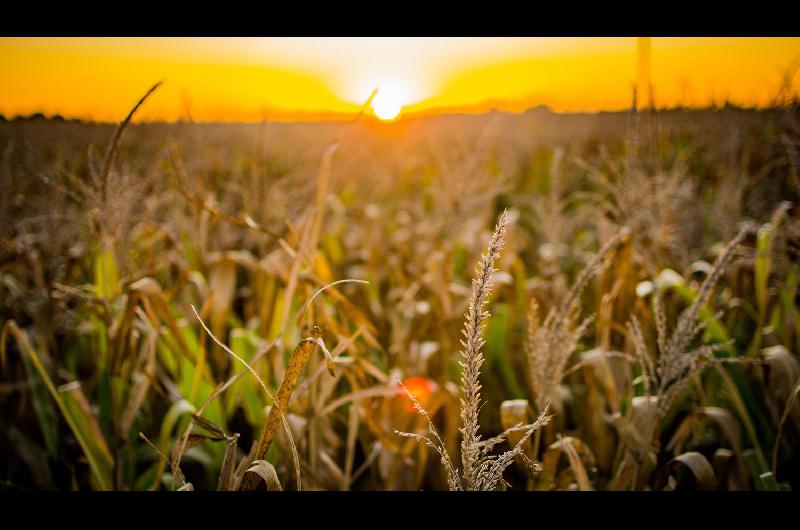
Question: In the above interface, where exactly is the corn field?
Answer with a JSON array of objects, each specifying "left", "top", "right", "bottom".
[{"left": 1, "top": 85, "right": 799, "bottom": 491}]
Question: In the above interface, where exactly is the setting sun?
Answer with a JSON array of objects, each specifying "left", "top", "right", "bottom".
[{"left": 371, "top": 88, "right": 404, "bottom": 120}]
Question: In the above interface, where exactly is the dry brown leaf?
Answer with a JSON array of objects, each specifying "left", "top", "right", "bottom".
[
  {"left": 244, "top": 460, "right": 283, "bottom": 491},
  {"left": 669, "top": 451, "right": 717, "bottom": 490},
  {"left": 217, "top": 433, "right": 240, "bottom": 491}
]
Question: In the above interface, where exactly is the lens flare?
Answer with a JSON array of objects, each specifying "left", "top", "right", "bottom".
[{"left": 400, "top": 376, "right": 438, "bottom": 412}]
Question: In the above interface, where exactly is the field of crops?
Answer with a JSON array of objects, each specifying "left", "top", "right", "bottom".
[{"left": 1, "top": 90, "right": 799, "bottom": 491}]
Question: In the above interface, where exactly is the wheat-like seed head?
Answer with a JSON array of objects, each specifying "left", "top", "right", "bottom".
[
  {"left": 628, "top": 224, "right": 751, "bottom": 456},
  {"left": 396, "top": 209, "right": 551, "bottom": 490},
  {"left": 459, "top": 208, "right": 508, "bottom": 489},
  {"left": 526, "top": 227, "right": 629, "bottom": 410}
]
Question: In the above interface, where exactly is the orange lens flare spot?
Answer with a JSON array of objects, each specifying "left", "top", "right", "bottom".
[{"left": 401, "top": 376, "right": 438, "bottom": 412}]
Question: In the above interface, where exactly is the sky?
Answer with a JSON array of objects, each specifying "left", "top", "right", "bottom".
[{"left": 1, "top": 37, "right": 799, "bottom": 122}]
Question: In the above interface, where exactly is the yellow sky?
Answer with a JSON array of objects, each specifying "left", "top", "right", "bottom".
[{"left": 1, "top": 37, "right": 799, "bottom": 122}]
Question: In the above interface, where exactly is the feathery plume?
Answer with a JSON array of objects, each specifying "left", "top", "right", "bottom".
[
  {"left": 628, "top": 224, "right": 752, "bottom": 457},
  {"left": 459, "top": 208, "right": 509, "bottom": 489},
  {"left": 396, "top": 209, "right": 551, "bottom": 490},
  {"left": 526, "top": 227, "right": 630, "bottom": 409}
]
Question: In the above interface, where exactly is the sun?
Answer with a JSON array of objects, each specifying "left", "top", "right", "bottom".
[{"left": 371, "top": 89, "right": 403, "bottom": 121}]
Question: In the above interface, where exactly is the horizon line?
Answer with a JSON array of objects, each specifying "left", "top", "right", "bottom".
[{"left": 1, "top": 100, "right": 791, "bottom": 126}]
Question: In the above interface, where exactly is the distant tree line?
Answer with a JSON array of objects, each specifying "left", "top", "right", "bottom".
[{"left": 0, "top": 113, "right": 86, "bottom": 124}]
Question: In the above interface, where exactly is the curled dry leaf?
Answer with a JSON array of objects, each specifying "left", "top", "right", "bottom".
[
  {"left": 668, "top": 451, "right": 717, "bottom": 491},
  {"left": 245, "top": 460, "right": 283, "bottom": 491},
  {"left": 538, "top": 436, "right": 595, "bottom": 491}
]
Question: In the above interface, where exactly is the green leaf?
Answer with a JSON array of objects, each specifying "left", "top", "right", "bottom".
[{"left": 4, "top": 322, "right": 113, "bottom": 490}]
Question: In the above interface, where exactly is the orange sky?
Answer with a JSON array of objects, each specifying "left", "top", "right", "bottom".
[{"left": 1, "top": 37, "right": 799, "bottom": 122}]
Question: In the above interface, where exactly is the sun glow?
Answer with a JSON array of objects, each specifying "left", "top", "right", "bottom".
[
  {"left": 371, "top": 89, "right": 403, "bottom": 120},
  {"left": 1, "top": 38, "right": 799, "bottom": 121},
  {"left": 350, "top": 72, "right": 421, "bottom": 122}
]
